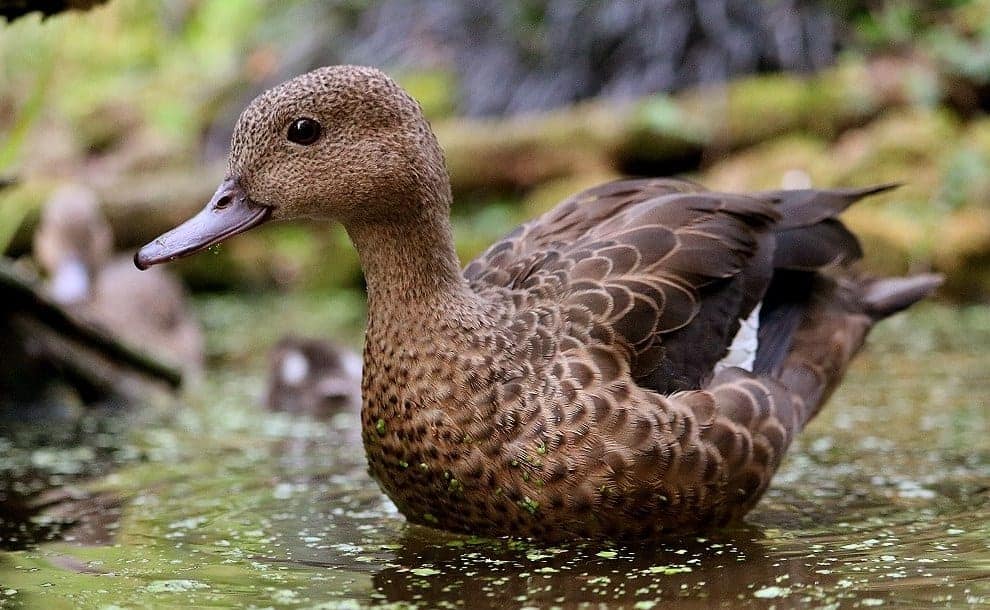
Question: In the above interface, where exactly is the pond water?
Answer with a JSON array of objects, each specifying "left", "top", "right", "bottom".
[{"left": 1, "top": 296, "right": 987, "bottom": 609}]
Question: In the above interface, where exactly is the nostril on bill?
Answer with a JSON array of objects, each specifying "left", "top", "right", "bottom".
[{"left": 215, "top": 194, "right": 232, "bottom": 209}]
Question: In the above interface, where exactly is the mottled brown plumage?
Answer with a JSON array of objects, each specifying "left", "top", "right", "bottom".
[{"left": 136, "top": 66, "right": 942, "bottom": 540}]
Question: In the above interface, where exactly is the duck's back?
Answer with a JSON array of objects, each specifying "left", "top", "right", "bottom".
[
  {"left": 420, "top": 178, "right": 941, "bottom": 537},
  {"left": 466, "top": 179, "right": 877, "bottom": 396}
]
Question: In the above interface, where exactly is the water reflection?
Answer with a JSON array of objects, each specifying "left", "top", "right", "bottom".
[
  {"left": 0, "top": 405, "right": 136, "bottom": 550},
  {"left": 245, "top": 433, "right": 989, "bottom": 609}
]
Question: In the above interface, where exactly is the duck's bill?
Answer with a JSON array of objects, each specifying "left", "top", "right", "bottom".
[{"left": 134, "top": 178, "right": 272, "bottom": 270}]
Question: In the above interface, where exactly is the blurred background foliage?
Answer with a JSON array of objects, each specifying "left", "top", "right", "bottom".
[{"left": 1, "top": 0, "right": 989, "bottom": 301}]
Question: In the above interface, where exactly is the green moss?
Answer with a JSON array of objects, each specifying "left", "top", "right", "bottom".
[
  {"left": 518, "top": 496, "right": 540, "bottom": 515},
  {"left": 375, "top": 418, "right": 386, "bottom": 436},
  {"left": 703, "top": 134, "right": 829, "bottom": 192},
  {"left": 634, "top": 94, "right": 710, "bottom": 144},
  {"left": 394, "top": 69, "right": 457, "bottom": 120},
  {"left": 722, "top": 73, "right": 814, "bottom": 142},
  {"left": 712, "top": 63, "right": 881, "bottom": 146},
  {"left": 623, "top": 94, "right": 709, "bottom": 161},
  {"left": 0, "top": 180, "right": 52, "bottom": 254}
]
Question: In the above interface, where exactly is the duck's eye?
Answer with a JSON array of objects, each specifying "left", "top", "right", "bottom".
[{"left": 287, "top": 118, "right": 321, "bottom": 145}]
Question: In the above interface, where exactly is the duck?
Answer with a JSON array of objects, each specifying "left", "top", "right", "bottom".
[
  {"left": 134, "top": 66, "right": 942, "bottom": 541},
  {"left": 34, "top": 184, "right": 204, "bottom": 378},
  {"left": 265, "top": 336, "right": 362, "bottom": 416}
]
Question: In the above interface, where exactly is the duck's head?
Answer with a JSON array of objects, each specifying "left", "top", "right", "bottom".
[
  {"left": 135, "top": 65, "right": 447, "bottom": 270},
  {"left": 35, "top": 184, "right": 113, "bottom": 304}
]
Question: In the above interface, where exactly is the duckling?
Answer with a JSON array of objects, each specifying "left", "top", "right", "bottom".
[
  {"left": 135, "top": 66, "right": 941, "bottom": 540},
  {"left": 35, "top": 184, "right": 204, "bottom": 377},
  {"left": 266, "top": 336, "right": 362, "bottom": 417}
]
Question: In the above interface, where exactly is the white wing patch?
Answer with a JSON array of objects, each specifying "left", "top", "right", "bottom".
[{"left": 714, "top": 301, "right": 761, "bottom": 374}]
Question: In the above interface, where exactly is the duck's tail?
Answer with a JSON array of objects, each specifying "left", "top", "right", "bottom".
[
  {"left": 771, "top": 271, "right": 943, "bottom": 429},
  {"left": 860, "top": 274, "right": 946, "bottom": 320},
  {"left": 739, "top": 183, "right": 943, "bottom": 428}
]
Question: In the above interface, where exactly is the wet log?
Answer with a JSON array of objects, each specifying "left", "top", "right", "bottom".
[
  {"left": 0, "top": 258, "right": 182, "bottom": 407},
  {"left": 439, "top": 59, "right": 923, "bottom": 195}
]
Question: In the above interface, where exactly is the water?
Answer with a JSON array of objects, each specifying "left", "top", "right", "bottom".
[{"left": 0, "top": 298, "right": 987, "bottom": 609}]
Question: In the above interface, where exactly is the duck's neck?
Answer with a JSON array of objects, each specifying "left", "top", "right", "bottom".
[{"left": 346, "top": 207, "right": 484, "bottom": 332}]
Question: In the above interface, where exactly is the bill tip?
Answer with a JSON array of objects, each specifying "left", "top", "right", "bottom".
[{"left": 133, "top": 249, "right": 152, "bottom": 270}]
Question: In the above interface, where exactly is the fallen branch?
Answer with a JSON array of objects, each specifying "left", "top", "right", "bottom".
[{"left": 0, "top": 258, "right": 183, "bottom": 392}]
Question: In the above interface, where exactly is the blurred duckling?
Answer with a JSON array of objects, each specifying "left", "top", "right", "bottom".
[
  {"left": 265, "top": 337, "right": 362, "bottom": 417},
  {"left": 34, "top": 184, "right": 204, "bottom": 377}
]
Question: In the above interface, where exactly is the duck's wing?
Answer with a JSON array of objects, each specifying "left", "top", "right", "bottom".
[
  {"left": 465, "top": 180, "right": 896, "bottom": 396},
  {"left": 466, "top": 178, "right": 781, "bottom": 388}
]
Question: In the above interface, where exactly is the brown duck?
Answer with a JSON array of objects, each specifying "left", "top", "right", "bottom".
[
  {"left": 266, "top": 336, "right": 362, "bottom": 416},
  {"left": 35, "top": 184, "right": 204, "bottom": 377},
  {"left": 135, "top": 66, "right": 941, "bottom": 540}
]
